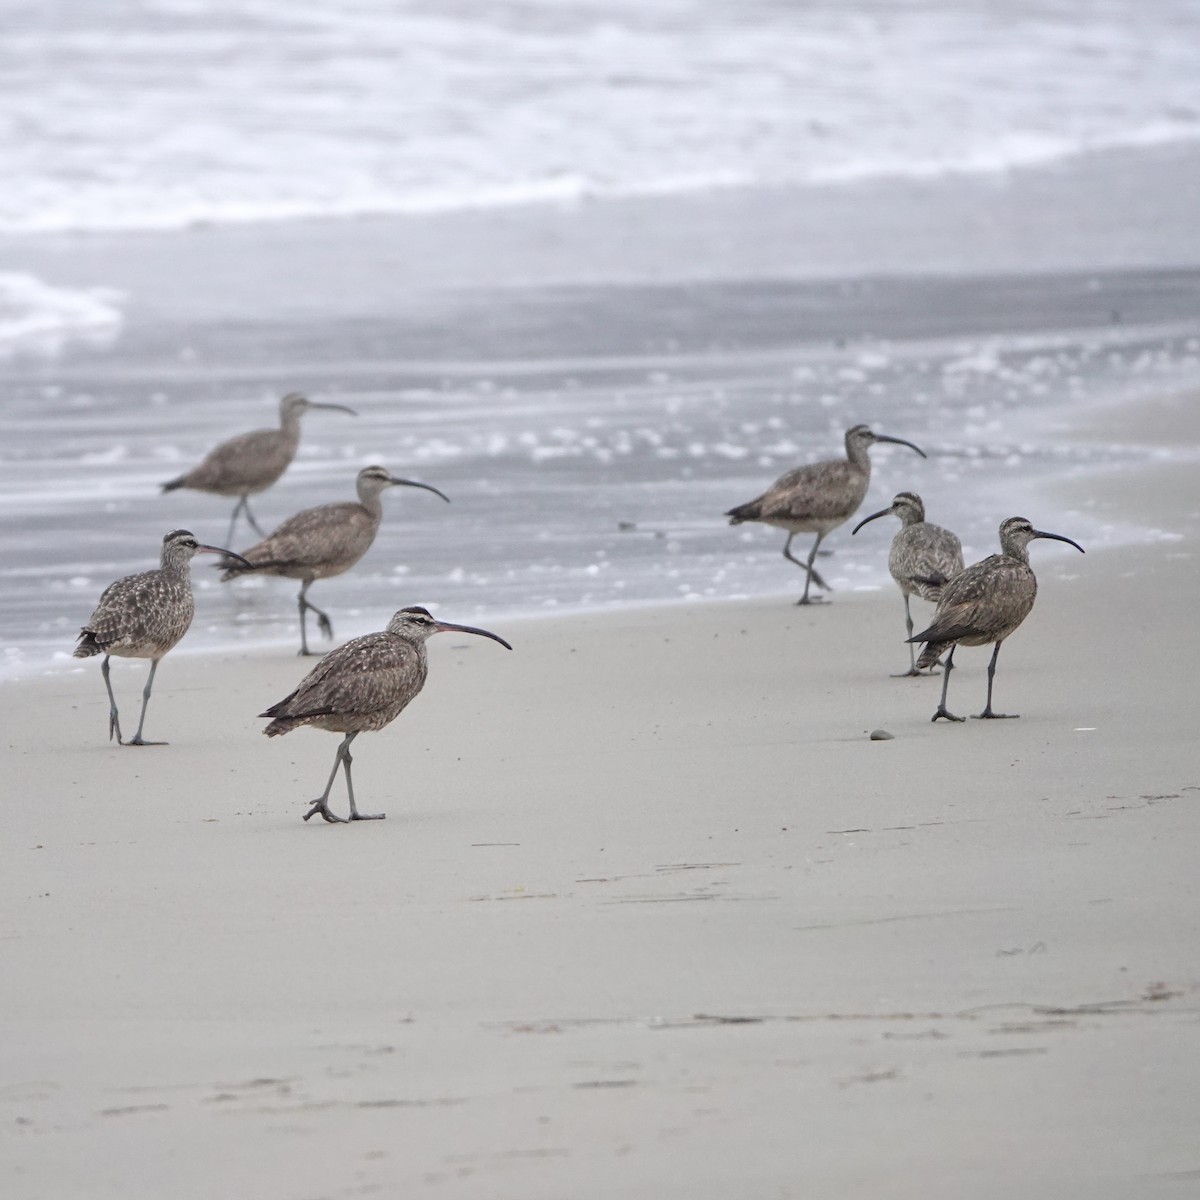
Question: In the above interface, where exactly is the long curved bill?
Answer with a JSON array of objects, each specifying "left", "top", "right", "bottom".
[
  {"left": 312, "top": 402, "right": 358, "bottom": 416},
  {"left": 1033, "top": 530, "right": 1085, "bottom": 554},
  {"left": 876, "top": 434, "right": 927, "bottom": 458},
  {"left": 199, "top": 544, "right": 254, "bottom": 567},
  {"left": 391, "top": 477, "right": 451, "bottom": 503},
  {"left": 434, "top": 620, "right": 513, "bottom": 650},
  {"left": 851, "top": 507, "right": 893, "bottom": 535}
]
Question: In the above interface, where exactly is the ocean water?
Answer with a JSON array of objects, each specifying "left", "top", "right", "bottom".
[
  {"left": 2, "top": 2, "right": 1199, "bottom": 678},
  {"left": 2, "top": 0, "right": 1199, "bottom": 233},
  {"left": 1, "top": 269, "right": 1197, "bottom": 678}
]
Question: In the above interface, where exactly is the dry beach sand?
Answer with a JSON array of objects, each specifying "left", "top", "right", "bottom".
[{"left": 2, "top": 411, "right": 1198, "bottom": 1199}]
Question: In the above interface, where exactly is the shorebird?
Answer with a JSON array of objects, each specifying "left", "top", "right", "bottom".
[
  {"left": 261, "top": 606, "right": 512, "bottom": 823},
  {"left": 908, "top": 516, "right": 1084, "bottom": 722},
  {"left": 726, "top": 424, "right": 926, "bottom": 604},
  {"left": 161, "top": 392, "right": 357, "bottom": 546},
  {"left": 73, "top": 529, "right": 251, "bottom": 746},
  {"left": 219, "top": 465, "right": 450, "bottom": 656},
  {"left": 852, "top": 491, "right": 965, "bottom": 676}
]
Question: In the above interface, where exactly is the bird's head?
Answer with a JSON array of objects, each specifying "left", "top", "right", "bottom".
[
  {"left": 851, "top": 490, "right": 926, "bottom": 536},
  {"left": 280, "top": 392, "right": 357, "bottom": 421},
  {"left": 386, "top": 605, "right": 512, "bottom": 650},
  {"left": 845, "top": 424, "right": 926, "bottom": 459},
  {"left": 161, "top": 529, "right": 252, "bottom": 570},
  {"left": 355, "top": 464, "right": 450, "bottom": 503},
  {"left": 998, "top": 516, "right": 1085, "bottom": 561}
]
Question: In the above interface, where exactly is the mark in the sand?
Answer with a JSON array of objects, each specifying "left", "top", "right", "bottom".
[
  {"left": 467, "top": 892, "right": 558, "bottom": 902},
  {"left": 794, "top": 906, "right": 1014, "bottom": 931},
  {"left": 573, "top": 1079, "right": 639, "bottom": 1089},
  {"left": 838, "top": 1068, "right": 900, "bottom": 1088},
  {"left": 996, "top": 941, "right": 1047, "bottom": 957},
  {"left": 961, "top": 1047, "right": 1047, "bottom": 1058},
  {"left": 471, "top": 842, "right": 521, "bottom": 847},
  {"left": 355, "top": 1097, "right": 466, "bottom": 1110},
  {"left": 654, "top": 862, "right": 740, "bottom": 873},
  {"left": 99, "top": 1103, "right": 170, "bottom": 1117},
  {"left": 827, "top": 828, "right": 870, "bottom": 834}
]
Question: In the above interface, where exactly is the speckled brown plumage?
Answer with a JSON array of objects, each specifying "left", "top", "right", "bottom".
[
  {"left": 909, "top": 516, "right": 1084, "bottom": 721},
  {"left": 852, "top": 491, "right": 964, "bottom": 675},
  {"left": 260, "top": 606, "right": 512, "bottom": 823},
  {"left": 219, "top": 464, "right": 450, "bottom": 655},
  {"left": 74, "top": 529, "right": 250, "bottom": 745},
  {"left": 726, "top": 424, "right": 926, "bottom": 605},
  {"left": 161, "top": 392, "right": 356, "bottom": 545}
]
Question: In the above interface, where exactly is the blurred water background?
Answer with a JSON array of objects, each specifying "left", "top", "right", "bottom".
[{"left": 1, "top": 0, "right": 1198, "bottom": 675}]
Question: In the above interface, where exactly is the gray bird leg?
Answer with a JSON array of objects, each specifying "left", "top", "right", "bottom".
[
  {"left": 931, "top": 646, "right": 965, "bottom": 722},
  {"left": 891, "top": 594, "right": 923, "bottom": 677},
  {"left": 341, "top": 736, "right": 384, "bottom": 821},
  {"left": 784, "top": 533, "right": 830, "bottom": 605},
  {"left": 303, "top": 736, "right": 351, "bottom": 823},
  {"left": 297, "top": 580, "right": 334, "bottom": 656},
  {"left": 303, "top": 733, "right": 384, "bottom": 823},
  {"left": 782, "top": 533, "right": 831, "bottom": 594},
  {"left": 127, "top": 658, "right": 167, "bottom": 746},
  {"left": 972, "top": 641, "right": 1018, "bottom": 719},
  {"left": 224, "top": 497, "right": 245, "bottom": 551},
  {"left": 242, "top": 496, "right": 266, "bottom": 537},
  {"left": 100, "top": 654, "right": 123, "bottom": 744}
]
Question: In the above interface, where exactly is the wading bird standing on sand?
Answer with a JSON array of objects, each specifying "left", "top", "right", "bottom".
[
  {"left": 908, "top": 516, "right": 1084, "bottom": 722},
  {"left": 73, "top": 529, "right": 252, "bottom": 746},
  {"left": 261, "top": 606, "right": 512, "bottom": 823},
  {"left": 852, "top": 491, "right": 964, "bottom": 676},
  {"left": 219, "top": 465, "right": 450, "bottom": 656},
  {"left": 161, "top": 392, "right": 357, "bottom": 546},
  {"left": 726, "top": 424, "right": 926, "bottom": 605}
]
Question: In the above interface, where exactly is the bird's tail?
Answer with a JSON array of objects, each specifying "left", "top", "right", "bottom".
[
  {"left": 160, "top": 477, "right": 186, "bottom": 494},
  {"left": 217, "top": 554, "right": 256, "bottom": 581},
  {"left": 916, "top": 641, "right": 950, "bottom": 671},
  {"left": 73, "top": 629, "right": 103, "bottom": 658},
  {"left": 725, "top": 499, "right": 762, "bottom": 526}
]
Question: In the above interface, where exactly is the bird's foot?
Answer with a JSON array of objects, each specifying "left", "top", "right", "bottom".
[
  {"left": 795, "top": 595, "right": 829, "bottom": 607},
  {"left": 303, "top": 800, "right": 348, "bottom": 824},
  {"left": 971, "top": 710, "right": 1019, "bottom": 720},
  {"left": 125, "top": 736, "right": 168, "bottom": 746},
  {"left": 890, "top": 668, "right": 925, "bottom": 678},
  {"left": 931, "top": 707, "right": 965, "bottom": 723},
  {"left": 298, "top": 647, "right": 324, "bottom": 657},
  {"left": 349, "top": 811, "right": 386, "bottom": 822}
]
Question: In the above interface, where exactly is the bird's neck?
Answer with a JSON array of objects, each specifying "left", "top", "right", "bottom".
[
  {"left": 357, "top": 486, "right": 386, "bottom": 520},
  {"left": 846, "top": 440, "right": 872, "bottom": 469},
  {"left": 279, "top": 410, "right": 304, "bottom": 440},
  {"left": 999, "top": 537, "right": 1031, "bottom": 564},
  {"left": 160, "top": 552, "right": 192, "bottom": 578}
]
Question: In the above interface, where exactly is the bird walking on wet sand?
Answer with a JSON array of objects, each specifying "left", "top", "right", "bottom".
[
  {"left": 852, "top": 491, "right": 965, "bottom": 676},
  {"left": 260, "top": 606, "right": 512, "bottom": 823},
  {"left": 73, "top": 529, "right": 252, "bottom": 746},
  {"left": 161, "top": 392, "right": 357, "bottom": 547},
  {"left": 726, "top": 424, "right": 926, "bottom": 605},
  {"left": 218, "top": 465, "right": 450, "bottom": 656},
  {"left": 908, "top": 516, "right": 1084, "bottom": 723}
]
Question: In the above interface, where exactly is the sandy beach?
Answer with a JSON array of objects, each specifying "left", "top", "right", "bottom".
[{"left": 3, "top": 403, "right": 1198, "bottom": 1197}]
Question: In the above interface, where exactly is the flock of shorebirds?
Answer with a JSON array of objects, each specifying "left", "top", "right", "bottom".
[{"left": 73, "top": 396, "right": 1082, "bottom": 823}]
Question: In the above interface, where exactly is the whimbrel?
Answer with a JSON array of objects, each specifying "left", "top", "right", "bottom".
[
  {"left": 161, "top": 392, "right": 357, "bottom": 546},
  {"left": 908, "top": 516, "right": 1084, "bottom": 722},
  {"left": 219, "top": 465, "right": 450, "bottom": 656},
  {"left": 261, "top": 606, "right": 512, "bottom": 823},
  {"left": 726, "top": 424, "right": 926, "bottom": 604},
  {"left": 852, "top": 491, "right": 965, "bottom": 676},
  {"left": 73, "top": 529, "right": 251, "bottom": 745}
]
